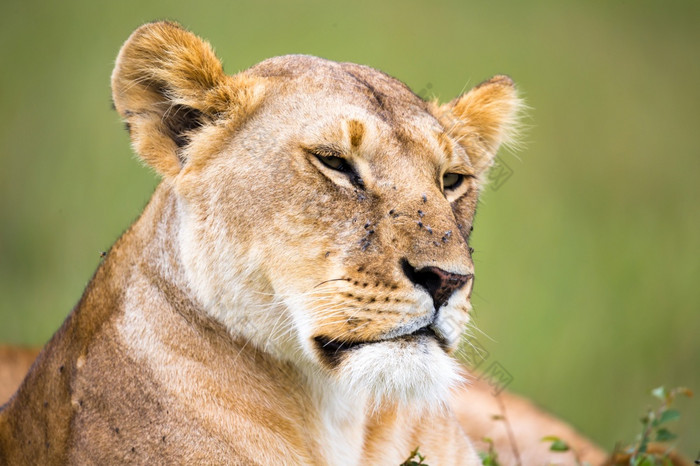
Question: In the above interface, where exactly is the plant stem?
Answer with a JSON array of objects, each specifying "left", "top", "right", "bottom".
[{"left": 495, "top": 394, "right": 522, "bottom": 466}]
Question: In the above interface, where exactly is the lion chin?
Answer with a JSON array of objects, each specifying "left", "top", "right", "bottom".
[{"left": 335, "top": 337, "right": 465, "bottom": 410}]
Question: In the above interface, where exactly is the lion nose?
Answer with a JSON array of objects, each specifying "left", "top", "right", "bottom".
[{"left": 400, "top": 259, "right": 473, "bottom": 311}]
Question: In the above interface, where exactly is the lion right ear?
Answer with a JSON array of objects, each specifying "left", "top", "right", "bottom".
[
  {"left": 111, "top": 21, "right": 259, "bottom": 178},
  {"left": 436, "top": 76, "right": 523, "bottom": 181}
]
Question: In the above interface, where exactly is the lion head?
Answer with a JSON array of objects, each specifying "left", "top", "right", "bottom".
[{"left": 111, "top": 21, "right": 522, "bottom": 408}]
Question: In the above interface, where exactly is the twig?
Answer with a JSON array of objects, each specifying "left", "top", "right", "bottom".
[{"left": 495, "top": 394, "right": 522, "bottom": 466}]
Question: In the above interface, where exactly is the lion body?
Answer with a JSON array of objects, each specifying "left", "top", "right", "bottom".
[
  {"left": 0, "top": 344, "right": 611, "bottom": 464},
  {"left": 0, "top": 21, "right": 603, "bottom": 465}
]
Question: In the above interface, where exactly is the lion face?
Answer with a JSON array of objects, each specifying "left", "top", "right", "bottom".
[{"left": 111, "top": 23, "right": 521, "bottom": 407}]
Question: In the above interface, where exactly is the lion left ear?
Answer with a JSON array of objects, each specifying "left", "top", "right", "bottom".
[{"left": 437, "top": 75, "right": 523, "bottom": 177}]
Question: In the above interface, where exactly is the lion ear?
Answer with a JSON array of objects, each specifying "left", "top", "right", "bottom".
[
  {"left": 438, "top": 76, "right": 523, "bottom": 178},
  {"left": 111, "top": 21, "right": 253, "bottom": 178}
]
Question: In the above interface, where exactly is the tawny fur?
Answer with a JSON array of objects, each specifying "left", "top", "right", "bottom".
[
  {"left": 0, "top": 21, "right": 586, "bottom": 465},
  {"left": 1, "top": 348, "right": 613, "bottom": 464}
]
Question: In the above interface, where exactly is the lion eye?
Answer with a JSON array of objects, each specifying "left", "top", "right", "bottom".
[
  {"left": 443, "top": 172, "right": 464, "bottom": 190},
  {"left": 309, "top": 150, "right": 364, "bottom": 188},
  {"left": 317, "top": 155, "right": 350, "bottom": 172}
]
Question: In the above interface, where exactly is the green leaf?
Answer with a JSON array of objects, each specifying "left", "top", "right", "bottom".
[
  {"left": 657, "top": 409, "right": 681, "bottom": 425},
  {"left": 542, "top": 436, "right": 571, "bottom": 452},
  {"left": 401, "top": 447, "right": 429, "bottom": 466},
  {"left": 549, "top": 440, "right": 570, "bottom": 452},
  {"left": 631, "top": 455, "right": 658, "bottom": 466},
  {"left": 655, "top": 427, "right": 678, "bottom": 442}
]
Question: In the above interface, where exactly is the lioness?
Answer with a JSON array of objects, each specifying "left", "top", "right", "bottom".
[{"left": 0, "top": 21, "right": 553, "bottom": 464}]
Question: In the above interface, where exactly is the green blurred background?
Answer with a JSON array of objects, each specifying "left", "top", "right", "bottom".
[{"left": 1, "top": 0, "right": 698, "bottom": 457}]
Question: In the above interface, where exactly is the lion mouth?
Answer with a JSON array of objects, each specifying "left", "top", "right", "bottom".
[{"left": 314, "top": 326, "right": 442, "bottom": 365}]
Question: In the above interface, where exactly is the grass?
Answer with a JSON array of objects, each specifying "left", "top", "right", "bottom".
[{"left": 0, "top": 0, "right": 698, "bottom": 458}]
